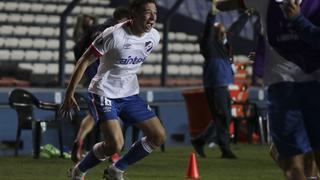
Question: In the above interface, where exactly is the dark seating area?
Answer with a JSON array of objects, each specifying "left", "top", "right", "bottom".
[{"left": 8, "top": 88, "right": 63, "bottom": 158}]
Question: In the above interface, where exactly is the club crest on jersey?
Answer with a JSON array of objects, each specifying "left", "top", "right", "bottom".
[{"left": 145, "top": 41, "right": 153, "bottom": 52}]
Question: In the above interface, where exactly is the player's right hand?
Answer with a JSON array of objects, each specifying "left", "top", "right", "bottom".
[{"left": 58, "top": 94, "right": 79, "bottom": 121}]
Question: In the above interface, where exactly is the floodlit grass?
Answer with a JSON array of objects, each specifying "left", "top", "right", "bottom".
[{"left": 0, "top": 144, "right": 282, "bottom": 180}]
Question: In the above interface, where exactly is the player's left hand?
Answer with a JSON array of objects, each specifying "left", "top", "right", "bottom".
[{"left": 280, "top": 0, "right": 301, "bottom": 20}]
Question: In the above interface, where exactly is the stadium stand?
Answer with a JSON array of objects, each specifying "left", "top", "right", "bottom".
[
  {"left": 0, "top": 0, "right": 258, "bottom": 87},
  {"left": 0, "top": 0, "right": 209, "bottom": 87}
]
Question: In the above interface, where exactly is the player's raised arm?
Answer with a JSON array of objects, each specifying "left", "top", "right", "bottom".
[
  {"left": 215, "top": 0, "right": 246, "bottom": 11},
  {"left": 59, "top": 49, "right": 97, "bottom": 118}
]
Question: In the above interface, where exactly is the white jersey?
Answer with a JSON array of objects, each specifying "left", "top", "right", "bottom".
[
  {"left": 88, "top": 21, "right": 160, "bottom": 98},
  {"left": 244, "top": 0, "right": 320, "bottom": 86}
]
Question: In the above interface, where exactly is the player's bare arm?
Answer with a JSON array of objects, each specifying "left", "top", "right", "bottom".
[
  {"left": 215, "top": 0, "right": 246, "bottom": 11},
  {"left": 59, "top": 49, "right": 96, "bottom": 118}
]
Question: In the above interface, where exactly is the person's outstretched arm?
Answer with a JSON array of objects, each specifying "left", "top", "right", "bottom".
[
  {"left": 60, "top": 22, "right": 117, "bottom": 117},
  {"left": 281, "top": 0, "right": 320, "bottom": 48},
  {"left": 200, "top": 1, "right": 219, "bottom": 57},
  {"left": 227, "top": 9, "right": 253, "bottom": 41},
  {"left": 200, "top": 11, "right": 216, "bottom": 54},
  {"left": 59, "top": 49, "right": 96, "bottom": 117}
]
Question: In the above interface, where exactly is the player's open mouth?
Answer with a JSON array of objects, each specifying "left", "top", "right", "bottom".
[{"left": 146, "top": 23, "right": 154, "bottom": 29}]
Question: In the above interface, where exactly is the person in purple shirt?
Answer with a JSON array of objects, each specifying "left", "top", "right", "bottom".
[
  {"left": 280, "top": 0, "right": 320, "bottom": 48},
  {"left": 271, "top": 1, "right": 320, "bottom": 179},
  {"left": 215, "top": 0, "right": 320, "bottom": 179}
]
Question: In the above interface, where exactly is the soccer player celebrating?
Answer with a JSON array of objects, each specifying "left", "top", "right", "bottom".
[
  {"left": 70, "top": 6, "right": 131, "bottom": 164},
  {"left": 215, "top": 0, "right": 320, "bottom": 179},
  {"left": 59, "top": 0, "right": 166, "bottom": 180}
]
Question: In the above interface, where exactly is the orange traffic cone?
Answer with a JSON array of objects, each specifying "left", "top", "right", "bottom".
[{"left": 186, "top": 153, "right": 200, "bottom": 179}]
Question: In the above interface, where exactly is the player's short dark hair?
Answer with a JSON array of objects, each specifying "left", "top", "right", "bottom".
[
  {"left": 113, "top": 6, "right": 130, "bottom": 20},
  {"left": 129, "top": 0, "right": 156, "bottom": 11}
]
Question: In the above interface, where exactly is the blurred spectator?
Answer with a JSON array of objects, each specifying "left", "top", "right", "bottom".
[
  {"left": 73, "top": 14, "right": 97, "bottom": 43},
  {"left": 73, "top": 14, "right": 97, "bottom": 63},
  {"left": 192, "top": 1, "right": 252, "bottom": 159}
]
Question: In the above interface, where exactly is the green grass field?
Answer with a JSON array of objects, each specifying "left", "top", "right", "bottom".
[{"left": 0, "top": 144, "right": 282, "bottom": 180}]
